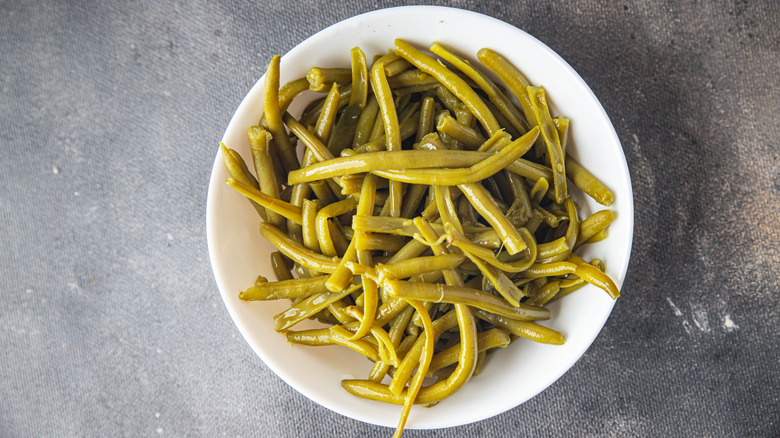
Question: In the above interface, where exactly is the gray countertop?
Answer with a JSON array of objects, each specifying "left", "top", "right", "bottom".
[{"left": 1, "top": 1, "right": 778, "bottom": 436}]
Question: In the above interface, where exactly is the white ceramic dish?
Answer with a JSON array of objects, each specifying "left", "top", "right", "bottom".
[{"left": 207, "top": 5, "right": 633, "bottom": 430}]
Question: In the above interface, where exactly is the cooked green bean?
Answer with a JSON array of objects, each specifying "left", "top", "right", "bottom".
[
  {"left": 528, "top": 86, "right": 568, "bottom": 204},
  {"left": 384, "top": 280, "right": 549, "bottom": 321},
  {"left": 575, "top": 263, "right": 620, "bottom": 299},
  {"left": 240, "top": 275, "right": 329, "bottom": 301},
  {"left": 220, "top": 143, "right": 267, "bottom": 219},
  {"left": 395, "top": 39, "right": 500, "bottom": 136},
  {"left": 314, "top": 83, "right": 341, "bottom": 144},
  {"left": 553, "top": 116, "right": 570, "bottom": 156},
  {"left": 352, "top": 96, "right": 379, "bottom": 147},
  {"left": 477, "top": 48, "right": 536, "bottom": 134},
  {"left": 274, "top": 284, "right": 358, "bottom": 331},
  {"left": 247, "top": 127, "right": 285, "bottom": 228},
  {"left": 528, "top": 280, "right": 561, "bottom": 306},
  {"left": 370, "top": 53, "right": 403, "bottom": 217},
  {"left": 372, "top": 127, "right": 539, "bottom": 185},
  {"left": 375, "top": 254, "right": 466, "bottom": 283},
  {"left": 436, "top": 115, "right": 486, "bottom": 149},
  {"left": 329, "top": 324, "right": 380, "bottom": 361},
  {"left": 565, "top": 154, "right": 614, "bottom": 206},
  {"left": 458, "top": 182, "right": 527, "bottom": 254},
  {"left": 315, "top": 197, "right": 358, "bottom": 257},
  {"left": 430, "top": 42, "right": 528, "bottom": 136},
  {"left": 393, "top": 299, "right": 434, "bottom": 438},
  {"left": 258, "top": 222, "right": 340, "bottom": 273},
  {"left": 426, "top": 328, "right": 510, "bottom": 377},
  {"left": 290, "top": 149, "right": 507, "bottom": 184},
  {"left": 474, "top": 309, "right": 564, "bottom": 345},
  {"left": 264, "top": 55, "right": 299, "bottom": 174},
  {"left": 307, "top": 67, "right": 352, "bottom": 92},
  {"left": 270, "top": 251, "right": 293, "bottom": 281},
  {"left": 226, "top": 178, "right": 303, "bottom": 225}
]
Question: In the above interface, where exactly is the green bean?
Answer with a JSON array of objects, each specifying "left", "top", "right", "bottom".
[
  {"left": 342, "top": 301, "right": 477, "bottom": 405},
  {"left": 264, "top": 55, "right": 299, "bottom": 174},
  {"left": 387, "top": 69, "right": 438, "bottom": 88},
  {"left": 528, "top": 280, "right": 561, "bottom": 306},
  {"left": 430, "top": 42, "right": 528, "bottom": 136},
  {"left": 575, "top": 263, "right": 620, "bottom": 299},
  {"left": 327, "top": 105, "right": 362, "bottom": 156},
  {"left": 536, "top": 237, "right": 570, "bottom": 260},
  {"left": 520, "top": 261, "right": 578, "bottom": 278},
  {"left": 299, "top": 84, "right": 352, "bottom": 127},
  {"left": 258, "top": 222, "right": 340, "bottom": 273},
  {"left": 458, "top": 182, "right": 527, "bottom": 254},
  {"left": 400, "top": 184, "right": 428, "bottom": 219},
  {"left": 388, "top": 309, "right": 458, "bottom": 394},
  {"left": 565, "top": 154, "right": 614, "bottom": 206},
  {"left": 352, "top": 215, "right": 490, "bottom": 238},
  {"left": 307, "top": 67, "right": 351, "bottom": 92},
  {"left": 415, "top": 95, "right": 436, "bottom": 143},
  {"left": 248, "top": 127, "right": 285, "bottom": 228},
  {"left": 289, "top": 149, "right": 507, "bottom": 184},
  {"left": 529, "top": 177, "right": 549, "bottom": 204},
  {"left": 354, "top": 111, "right": 421, "bottom": 153},
  {"left": 328, "top": 221, "right": 349, "bottom": 257},
  {"left": 286, "top": 328, "right": 333, "bottom": 346},
  {"left": 505, "top": 158, "right": 553, "bottom": 183},
  {"left": 349, "top": 47, "right": 368, "bottom": 108},
  {"left": 384, "top": 280, "right": 550, "bottom": 321},
  {"left": 585, "top": 228, "right": 609, "bottom": 244},
  {"left": 383, "top": 56, "right": 413, "bottom": 77},
  {"left": 220, "top": 143, "right": 267, "bottom": 219},
  {"left": 375, "top": 254, "right": 466, "bottom": 283},
  {"left": 352, "top": 96, "right": 379, "bottom": 147},
  {"left": 259, "top": 77, "right": 310, "bottom": 128},
  {"left": 284, "top": 113, "right": 335, "bottom": 161},
  {"left": 427, "top": 328, "right": 510, "bottom": 377},
  {"left": 528, "top": 86, "right": 568, "bottom": 203},
  {"left": 372, "top": 127, "right": 539, "bottom": 185},
  {"left": 314, "top": 83, "right": 341, "bottom": 144},
  {"left": 446, "top": 224, "right": 537, "bottom": 274},
  {"left": 474, "top": 309, "right": 564, "bottom": 345},
  {"left": 301, "top": 199, "right": 321, "bottom": 253},
  {"left": 395, "top": 39, "right": 500, "bottom": 136},
  {"left": 226, "top": 178, "right": 303, "bottom": 225},
  {"left": 394, "top": 299, "right": 435, "bottom": 438},
  {"left": 240, "top": 275, "right": 329, "bottom": 301},
  {"left": 476, "top": 48, "right": 536, "bottom": 135},
  {"left": 553, "top": 116, "right": 570, "bottom": 156},
  {"left": 370, "top": 305, "right": 415, "bottom": 382},
  {"left": 274, "top": 284, "right": 358, "bottom": 331},
  {"left": 315, "top": 198, "right": 358, "bottom": 257},
  {"left": 370, "top": 53, "right": 404, "bottom": 217},
  {"left": 354, "top": 234, "right": 405, "bottom": 252},
  {"left": 368, "top": 103, "right": 385, "bottom": 141},
  {"left": 270, "top": 251, "right": 293, "bottom": 281},
  {"left": 329, "top": 324, "right": 379, "bottom": 361},
  {"left": 436, "top": 115, "right": 486, "bottom": 149}
]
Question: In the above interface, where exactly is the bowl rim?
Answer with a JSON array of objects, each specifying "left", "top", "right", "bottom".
[{"left": 207, "top": 4, "right": 634, "bottom": 429}]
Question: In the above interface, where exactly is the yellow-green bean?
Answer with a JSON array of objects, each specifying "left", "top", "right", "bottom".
[{"left": 395, "top": 39, "right": 500, "bottom": 136}]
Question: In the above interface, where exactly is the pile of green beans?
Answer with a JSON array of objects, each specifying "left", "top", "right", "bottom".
[{"left": 221, "top": 39, "right": 618, "bottom": 438}]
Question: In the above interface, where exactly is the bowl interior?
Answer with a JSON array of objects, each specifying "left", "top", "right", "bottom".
[{"left": 207, "top": 5, "right": 633, "bottom": 430}]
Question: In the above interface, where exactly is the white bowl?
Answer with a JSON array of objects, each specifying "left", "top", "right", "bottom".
[{"left": 207, "top": 5, "right": 633, "bottom": 430}]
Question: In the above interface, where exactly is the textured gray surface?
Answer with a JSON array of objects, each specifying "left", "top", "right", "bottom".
[{"left": 1, "top": 0, "right": 778, "bottom": 436}]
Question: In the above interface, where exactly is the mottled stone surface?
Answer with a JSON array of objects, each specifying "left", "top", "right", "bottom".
[{"left": 1, "top": 1, "right": 777, "bottom": 436}]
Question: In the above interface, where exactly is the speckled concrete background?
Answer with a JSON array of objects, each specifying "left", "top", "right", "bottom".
[{"left": 1, "top": 0, "right": 778, "bottom": 436}]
